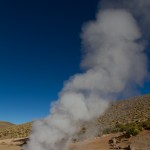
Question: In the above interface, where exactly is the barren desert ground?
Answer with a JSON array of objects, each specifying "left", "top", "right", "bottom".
[
  {"left": 0, "top": 130, "right": 150, "bottom": 150},
  {"left": 0, "top": 145, "right": 21, "bottom": 150}
]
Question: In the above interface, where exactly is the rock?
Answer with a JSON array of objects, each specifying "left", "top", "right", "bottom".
[{"left": 127, "top": 144, "right": 135, "bottom": 150}]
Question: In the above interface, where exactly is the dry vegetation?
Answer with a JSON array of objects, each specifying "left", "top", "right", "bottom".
[
  {"left": 100, "top": 95, "right": 149, "bottom": 123},
  {"left": 97, "top": 94, "right": 150, "bottom": 133},
  {"left": 71, "top": 94, "right": 150, "bottom": 150},
  {"left": 0, "top": 123, "right": 31, "bottom": 140},
  {"left": 75, "top": 94, "right": 150, "bottom": 140}
]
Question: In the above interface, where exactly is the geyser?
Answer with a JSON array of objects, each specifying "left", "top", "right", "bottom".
[{"left": 24, "top": 1, "right": 149, "bottom": 150}]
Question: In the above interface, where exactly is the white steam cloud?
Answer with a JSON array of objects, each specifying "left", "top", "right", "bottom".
[
  {"left": 100, "top": 0, "right": 150, "bottom": 36},
  {"left": 24, "top": 1, "right": 149, "bottom": 150}
]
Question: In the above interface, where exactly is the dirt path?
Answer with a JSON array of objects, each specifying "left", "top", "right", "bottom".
[
  {"left": 0, "top": 145, "right": 21, "bottom": 150},
  {"left": 69, "top": 131, "right": 150, "bottom": 150},
  {"left": 69, "top": 133, "right": 119, "bottom": 150},
  {"left": 0, "top": 137, "right": 26, "bottom": 150}
]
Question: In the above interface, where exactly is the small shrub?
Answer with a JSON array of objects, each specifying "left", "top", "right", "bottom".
[
  {"left": 141, "top": 119, "right": 150, "bottom": 130},
  {"left": 79, "top": 127, "right": 87, "bottom": 134},
  {"left": 125, "top": 127, "right": 140, "bottom": 136},
  {"left": 102, "top": 128, "right": 112, "bottom": 134},
  {"left": 102, "top": 127, "right": 120, "bottom": 135},
  {"left": 116, "top": 122, "right": 142, "bottom": 137}
]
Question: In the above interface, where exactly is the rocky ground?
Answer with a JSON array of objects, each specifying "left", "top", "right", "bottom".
[
  {"left": 0, "top": 137, "right": 28, "bottom": 150},
  {"left": 70, "top": 130, "right": 150, "bottom": 150},
  {"left": 0, "top": 129, "right": 149, "bottom": 150}
]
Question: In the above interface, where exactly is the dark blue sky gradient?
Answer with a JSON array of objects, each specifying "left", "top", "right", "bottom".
[
  {"left": 0, "top": 0, "right": 99, "bottom": 124},
  {"left": 0, "top": 0, "right": 149, "bottom": 124}
]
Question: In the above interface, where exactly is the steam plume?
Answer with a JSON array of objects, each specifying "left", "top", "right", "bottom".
[
  {"left": 24, "top": 1, "right": 149, "bottom": 150},
  {"left": 100, "top": 0, "right": 150, "bottom": 36}
]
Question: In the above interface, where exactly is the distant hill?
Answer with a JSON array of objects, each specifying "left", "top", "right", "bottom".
[
  {"left": 71, "top": 94, "right": 150, "bottom": 150},
  {"left": 97, "top": 94, "right": 150, "bottom": 129},
  {"left": 0, "top": 122, "right": 31, "bottom": 140},
  {"left": 0, "top": 94, "right": 150, "bottom": 141},
  {"left": 74, "top": 94, "right": 150, "bottom": 140},
  {"left": 0, "top": 121, "right": 14, "bottom": 129}
]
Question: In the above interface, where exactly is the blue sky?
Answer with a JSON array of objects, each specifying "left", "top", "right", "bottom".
[
  {"left": 0, "top": 0, "right": 100, "bottom": 124},
  {"left": 0, "top": 0, "right": 150, "bottom": 124}
]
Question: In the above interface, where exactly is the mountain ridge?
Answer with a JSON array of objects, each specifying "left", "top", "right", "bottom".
[{"left": 0, "top": 121, "right": 14, "bottom": 129}]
